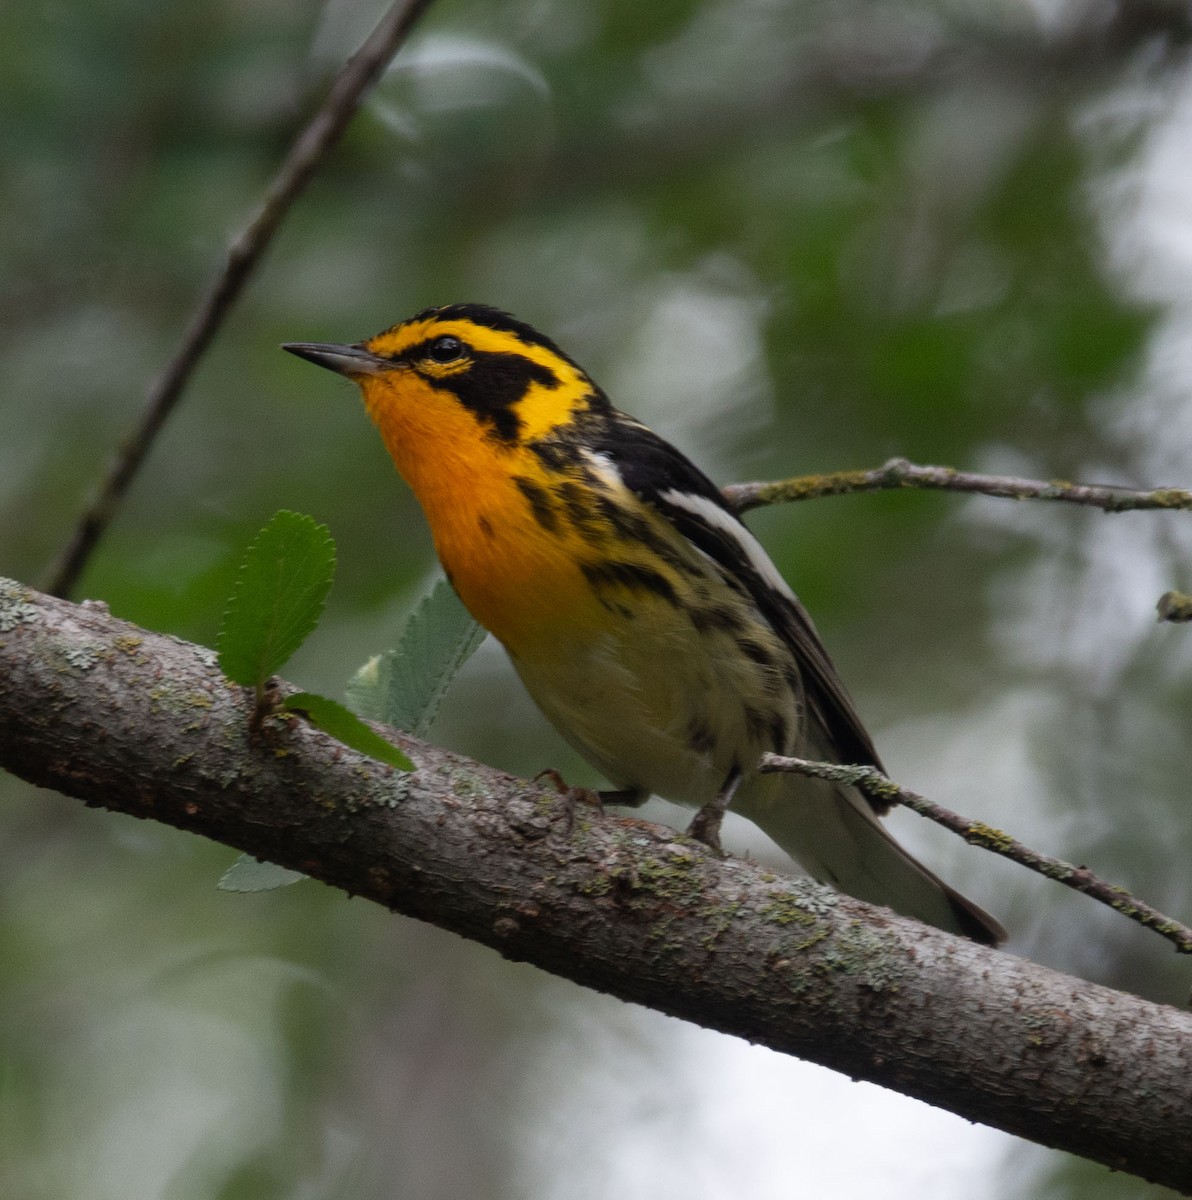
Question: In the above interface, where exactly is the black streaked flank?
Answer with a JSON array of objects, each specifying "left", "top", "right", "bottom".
[
  {"left": 688, "top": 604, "right": 746, "bottom": 636},
  {"left": 545, "top": 457, "right": 704, "bottom": 577},
  {"left": 513, "top": 476, "right": 559, "bottom": 533},
  {"left": 586, "top": 417, "right": 884, "bottom": 783},
  {"left": 592, "top": 494, "right": 696, "bottom": 576},
  {"left": 767, "top": 712, "right": 791, "bottom": 753},
  {"left": 686, "top": 717, "right": 716, "bottom": 756},
  {"left": 735, "top": 637, "right": 775, "bottom": 668},
  {"left": 783, "top": 664, "right": 803, "bottom": 697},
  {"left": 526, "top": 403, "right": 616, "bottom": 472},
  {"left": 529, "top": 439, "right": 575, "bottom": 473},
  {"left": 528, "top": 441, "right": 573, "bottom": 472},
  {"left": 401, "top": 309, "right": 885, "bottom": 803},
  {"left": 580, "top": 560, "right": 678, "bottom": 607},
  {"left": 743, "top": 704, "right": 772, "bottom": 743},
  {"left": 554, "top": 479, "right": 606, "bottom": 542}
]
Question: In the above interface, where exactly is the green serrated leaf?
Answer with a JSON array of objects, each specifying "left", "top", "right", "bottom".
[
  {"left": 284, "top": 691, "right": 414, "bottom": 770},
  {"left": 217, "top": 510, "right": 336, "bottom": 688},
  {"left": 218, "top": 854, "right": 307, "bottom": 892},
  {"left": 347, "top": 579, "right": 485, "bottom": 736}
]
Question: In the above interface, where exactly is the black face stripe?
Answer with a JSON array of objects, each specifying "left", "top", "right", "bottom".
[
  {"left": 408, "top": 304, "right": 581, "bottom": 367},
  {"left": 425, "top": 350, "right": 560, "bottom": 443},
  {"left": 512, "top": 475, "right": 558, "bottom": 532},
  {"left": 477, "top": 515, "right": 495, "bottom": 539},
  {"left": 580, "top": 560, "right": 678, "bottom": 607}
]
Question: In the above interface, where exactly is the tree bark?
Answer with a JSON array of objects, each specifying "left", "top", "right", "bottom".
[{"left": 1, "top": 575, "right": 1190, "bottom": 1193}]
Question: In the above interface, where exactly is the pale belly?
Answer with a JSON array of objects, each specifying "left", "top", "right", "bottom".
[
  {"left": 423, "top": 464, "right": 804, "bottom": 807},
  {"left": 507, "top": 599, "right": 803, "bottom": 809}
]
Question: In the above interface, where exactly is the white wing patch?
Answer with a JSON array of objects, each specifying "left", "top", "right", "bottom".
[
  {"left": 659, "top": 488, "right": 797, "bottom": 601},
  {"left": 579, "top": 448, "right": 622, "bottom": 486}
]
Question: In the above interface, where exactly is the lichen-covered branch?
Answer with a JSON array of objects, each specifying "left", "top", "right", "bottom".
[
  {"left": 723, "top": 456, "right": 1192, "bottom": 515},
  {"left": 2, "top": 576, "right": 1192, "bottom": 1194},
  {"left": 43, "top": 0, "right": 437, "bottom": 600},
  {"left": 761, "top": 754, "right": 1192, "bottom": 956}
]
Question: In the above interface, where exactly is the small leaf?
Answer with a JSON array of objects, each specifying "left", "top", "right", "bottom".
[
  {"left": 345, "top": 652, "right": 388, "bottom": 722},
  {"left": 347, "top": 579, "right": 485, "bottom": 736},
  {"left": 218, "top": 511, "right": 336, "bottom": 688},
  {"left": 219, "top": 854, "right": 307, "bottom": 892},
  {"left": 284, "top": 691, "right": 414, "bottom": 770}
]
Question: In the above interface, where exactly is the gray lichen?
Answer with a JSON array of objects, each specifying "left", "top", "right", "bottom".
[{"left": 0, "top": 579, "right": 39, "bottom": 632}]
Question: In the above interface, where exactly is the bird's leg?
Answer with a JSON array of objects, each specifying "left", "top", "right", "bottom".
[
  {"left": 534, "top": 768, "right": 599, "bottom": 834},
  {"left": 598, "top": 788, "right": 648, "bottom": 808},
  {"left": 534, "top": 770, "right": 645, "bottom": 811},
  {"left": 534, "top": 766, "right": 596, "bottom": 802},
  {"left": 686, "top": 767, "right": 743, "bottom": 855},
  {"left": 533, "top": 770, "right": 647, "bottom": 833}
]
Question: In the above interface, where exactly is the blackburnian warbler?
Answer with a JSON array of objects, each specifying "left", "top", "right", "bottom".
[{"left": 284, "top": 304, "right": 1004, "bottom": 945}]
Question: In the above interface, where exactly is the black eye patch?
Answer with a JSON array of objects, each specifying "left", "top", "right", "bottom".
[
  {"left": 427, "top": 335, "right": 465, "bottom": 363},
  {"left": 430, "top": 350, "right": 561, "bottom": 442}
]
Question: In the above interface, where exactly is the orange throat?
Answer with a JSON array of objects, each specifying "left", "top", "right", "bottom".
[{"left": 360, "top": 376, "right": 603, "bottom": 655}]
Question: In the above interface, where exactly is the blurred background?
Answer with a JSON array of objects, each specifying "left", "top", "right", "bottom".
[{"left": 3, "top": 0, "right": 1191, "bottom": 1195}]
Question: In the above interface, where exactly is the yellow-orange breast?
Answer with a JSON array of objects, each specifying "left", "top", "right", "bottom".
[{"left": 358, "top": 367, "right": 609, "bottom": 653}]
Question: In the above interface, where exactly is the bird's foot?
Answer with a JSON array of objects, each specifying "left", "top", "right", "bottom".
[
  {"left": 685, "top": 767, "right": 744, "bottom": 857},
  {"left": 534, "top": 768, "right": 603, "bottom": 833},
  {"left": 597, "top": 787, "right": 648, "bottom": 809},
  {"left": 533, "top": 772, "right": 648, "bottom": 833},
  {"left": 686, "top": 804, "right": 726, "bottom": 855}
]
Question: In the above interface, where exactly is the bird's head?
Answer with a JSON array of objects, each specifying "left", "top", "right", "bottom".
[{"left": 284, "top": 304, "right": 606, "bottom": 457}]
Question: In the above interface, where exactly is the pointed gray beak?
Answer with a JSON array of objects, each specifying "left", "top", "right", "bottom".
[{"left": 282, "top": 342, "right": 393, "bottom": 377}]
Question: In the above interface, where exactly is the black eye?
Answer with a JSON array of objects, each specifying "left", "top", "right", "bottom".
[{"left": 427, "top": 335, "right": 465, "bottom": 363}]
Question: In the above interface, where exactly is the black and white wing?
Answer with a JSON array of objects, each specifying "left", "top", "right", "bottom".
[{"left": 587, "top": 418, "right": 887, "bottom": 799}]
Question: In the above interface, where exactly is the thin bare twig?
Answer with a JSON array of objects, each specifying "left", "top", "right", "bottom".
[
  {"left": 723, "top": 456, "right": 1192, "bottom": 516},
  {"left": 44, "top": 0, "right": 437, "bottom": 600},
  {"left": 760, "top": 753, "right": 1192, "bottom": 955}
]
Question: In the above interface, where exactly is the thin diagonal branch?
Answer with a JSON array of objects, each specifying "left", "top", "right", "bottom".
[
  {"left": 43, "top": 0, "right": 437, "bottom": 601},
  {"left": 723, "top": 456, "right": 1192, "bottom": 515},
  {"left": 760, "top": 753, "right": 1192, "bottom": 955}
]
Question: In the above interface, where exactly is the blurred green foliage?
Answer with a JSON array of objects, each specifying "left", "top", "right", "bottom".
[{"left": 2, "top": 0, "right": 1191, "bottom": 1197}]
